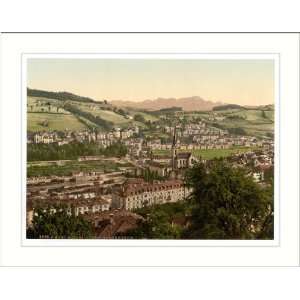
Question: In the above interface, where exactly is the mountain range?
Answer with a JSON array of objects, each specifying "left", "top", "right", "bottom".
[{"left": 111, "top": 96, "right": 224, "bottom": 111}]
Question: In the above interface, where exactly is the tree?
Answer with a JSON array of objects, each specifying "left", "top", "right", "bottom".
[
  {"left": 27, "top": 204, "right": 93, "bottom": 239},
  {"left": 118, "top": 108, "right": 126, "bottom": 116},
  {"left": 125, "top": 210, "right": 182, "bottom": 239},
  {"left": 184, "top": 159, "right": 274, "bottom": 239},
  {"left": 228, "top": 127, "right": 247, "bottom": 135},
  {"left": 133, "top": 114, "right": 146, "bottom": 123},
  {"left": 120, "top": 202, "right": 189, "bottom": 239},
  {"left": 27, "top": 141, "right": 128, "bottom": 162}
]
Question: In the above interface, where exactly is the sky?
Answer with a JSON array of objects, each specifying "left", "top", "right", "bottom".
[{"left": 27, "top": 59, "right": 274, "bottom": 105}]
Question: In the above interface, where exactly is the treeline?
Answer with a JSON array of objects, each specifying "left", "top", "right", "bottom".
[
  {"left": 27, "top": 205, "right": 93, "bottom": 239},
  {"left": 28, "top": 88, "right": 96, "bottom": 103},
  {"left": 151, "top": 106, "right": 183, "bottom": 115},
  {"left": 213, "top": 104, "right": 245, "bottom": 111},
  {"left": 133, "top": 114, "right": 146, "bottom": 122},
  {"left": 27, "top": 142, "right": 128, "bottom": 161},
  {"left": 227, "top": 127, "right": 247, "bottom": 135},
  {"left": 63, "top": 103, "right": 113, "bottom": 131}
]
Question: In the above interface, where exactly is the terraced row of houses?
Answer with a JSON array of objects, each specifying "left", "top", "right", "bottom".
[{"left": 28, "top": 126, "right": 140, "bottom": 145}]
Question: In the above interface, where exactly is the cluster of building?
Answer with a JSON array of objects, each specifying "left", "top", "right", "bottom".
[
  {"left": 192, "top": 135, "right": 266, "bottom": 149},
  {"left": 28, "top": 126, "right": 140, "bottom": 146},
  {"left": 146, "top": 122, "right": 272, "bottom": 151},
  {"left": 229, "top": 149, "right": 274, "bottom": 183},
  {"left": 26, "top": 113, "right": 274, "bottom": 238},
  {"left": 164, "top": 122, "right": 225, "bottom": 136},
  {"left": 26, "top": 126, "right": 196, "bottom": 231}
]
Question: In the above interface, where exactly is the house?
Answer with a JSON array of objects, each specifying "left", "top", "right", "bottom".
[
  {"left": 152, "top": 154, "right": 172, "bottom": 165},
  {"left": 73, "top": 198, "right": 110, "bottom": 216},
  {"left": 175, "top": 152, "right": 198, "bottom": 169},
  {"left": 147, "top": 161, "right": 172, "bottom": 177},
  {"left": 29, "top": 197, "right": 111, "bottom": 219},
  {"left": 252, "top": 171, "right": 264, "bottom": 183},
  {"left": 87, "top": 210, "right": 144, "bottom": 238}
]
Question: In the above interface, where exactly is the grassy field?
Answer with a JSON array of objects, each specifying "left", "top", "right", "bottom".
[
  {"left": 82, "top": 106, "right": 129, "bottom": 124},
  {"left": 207, "top": 110, "right": 274, "bottom": 137},
  {"left": 27, "top": 95, "right": 274, "bottom": 139},
  {"left": 27, "top": 159, "right": 133, "bottom": 177},
  {"left": 27, "top": 112, "right": 88, "bottom": 132},
  {"left": 153, "top": 146, "right": 259, "bottom": 160},
  {"left": 69, "top": 102, "right": 149, "bottom": 128},
  {"left": 126, "top": 110, "right": 159, "bottom": 122},
  {"left": 136, "top": 112, "right": 159, "bottom": 122},
  {"left": 264, "top": 110, "right": 274, "bottom": 121},
  {"left": 27, "top": 97, "right": 70, "bottom": 114},
  {"left": 224, "top": 109, "right": 274, "bottom": 122},
  {"left": 27, "top": 98, "right": 148, "bottom": 131}
]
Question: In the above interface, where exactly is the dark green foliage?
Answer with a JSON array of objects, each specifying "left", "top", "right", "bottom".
[
  {"left": 227, "top": 115, "right": 245, "bottom": 120},
  {"left": 124, "top": 203, "right": 188, "bottom": 239},
  {"left": 27, "top": 142, "right": 128, "bottom": 161},
  {"left": 27, "top": 205, "right": 93, "bottom": 239},
  {"left": 263, "top": 166, "right": 274, "bottom": 184},
  {"left": 133, "top": 114, "right": 146, "bottom": 122},
  {"left": 213, "top": 104, "right": 245, "bottom": 111},
  {"left": 184, "top": 160, "right": 274, "bottom": 239},
  {"left": 125, "top": 168, "right": 166, "bottom": 184},
  {"left": 261, "top": 110, "right": 267, "bottom": 119},
  {"left": 117, "top": 108, "right": 127, "bottom": 117},
  {"left": 28, "top": 88, "right": 95, "bottom": 103},
  {"left": 150, "top": 107, "right": 183, "bottom": 115},
  {"left": 141, "top": 168, "right": 165, "bottom": 183},
  {"left": 211, "top": 122, "right": 225, "bottom": 130},
  {"left": 227, "top": 127, "right": 247, "bottom": 135}
]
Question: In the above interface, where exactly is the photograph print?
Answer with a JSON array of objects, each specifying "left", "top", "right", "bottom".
[{"left": 25, "top": 56, "right": 275, "bottom": 240}]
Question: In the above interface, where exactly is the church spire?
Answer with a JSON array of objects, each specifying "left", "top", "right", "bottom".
[{"left": 171, "top": 125, "right": 177, "bottom": 171}]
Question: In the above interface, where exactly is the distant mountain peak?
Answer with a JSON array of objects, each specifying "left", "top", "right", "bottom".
[{"left": 111, "top": 96, "right": 223, "bottom": 111}]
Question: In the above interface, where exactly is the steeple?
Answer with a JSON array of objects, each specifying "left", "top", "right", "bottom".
[{"left": 171, "top": 125, "right": 177, "bottom": 171}]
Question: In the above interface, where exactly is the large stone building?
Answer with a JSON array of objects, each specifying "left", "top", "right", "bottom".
[{"left": 112, "top": 179, "right": 189, "bottom": 211}]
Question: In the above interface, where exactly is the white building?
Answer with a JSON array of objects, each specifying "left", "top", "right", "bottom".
[{"left": 112, "top": 179, "right": 190, "bottom": 211}]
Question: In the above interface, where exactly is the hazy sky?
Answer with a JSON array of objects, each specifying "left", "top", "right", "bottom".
[{"left": 27, "top": 59, "right": 274, "bottom": 105}]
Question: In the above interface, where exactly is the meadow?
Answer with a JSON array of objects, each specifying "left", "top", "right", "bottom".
[
  {"left": 27, "top": 159, "right": 133, "bottom": 177},
  {"left": 27, "top": 112, "right": 87, "bottom": 132},
  {"left": 153, "top": 146, "right": 260, "bottom": 160}
]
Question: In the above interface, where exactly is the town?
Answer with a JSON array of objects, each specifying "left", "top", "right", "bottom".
[{"left": 26, "top": 108, "right": 274, "bottom": 239}]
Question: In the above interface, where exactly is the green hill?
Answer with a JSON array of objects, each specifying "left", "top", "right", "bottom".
[
  {"left": 207, "top": 108, "right": 274, "bottom": 138},
  {"left": 27, "top": 88, "right": 96, "bottom": 103},
  {"left": 27, "top": 88, "right": 274, "bottom": 137},
  {"left": 27, "top": 93, "right": 150, "bottom": 132}
]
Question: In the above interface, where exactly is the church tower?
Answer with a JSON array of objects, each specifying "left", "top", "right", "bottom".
[{"left": 171, "top": 125, "right": 177, "bottom": 171}]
